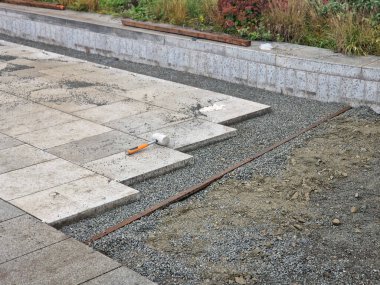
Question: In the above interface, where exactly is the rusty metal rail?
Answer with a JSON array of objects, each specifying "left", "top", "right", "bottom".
[
  {"left": 0, "top": 0, "right": 65, "bottom": 10},
  {"left": 85, "top": 106, "right": 352, "bottom": 244},
  {"left": 122, "top": 18, "right": 251, "bottom": 47}
]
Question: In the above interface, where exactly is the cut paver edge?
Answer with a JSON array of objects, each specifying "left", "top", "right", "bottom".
[{"left": 11, "top": 175, "right": 141, "bottom": 227}]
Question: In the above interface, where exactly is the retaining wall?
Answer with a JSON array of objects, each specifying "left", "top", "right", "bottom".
[{"left": 0, "top": 3, "right": 379, "bottom": 112}]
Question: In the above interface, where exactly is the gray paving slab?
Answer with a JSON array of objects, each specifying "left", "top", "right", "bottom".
[
  {"left": 140, "top": 119, "right": 237, "bottom": 152},
  {"left": 105, "top": 108, "right": 191, "bottom": 136},
  {"left": 0, "top": 215, "right": 67, "bottom": 263},
  {"left": 0, "top": 133, "right": 23, "bottom": 151},
  {"left": 0, "top": 238, "right": 120, "bottom": 285},
  {"left": 0, "top": 108, "right": 78, "bottom": 136},
  {"left": 0, "top": 144, "right": 56, "bottom": 174},
  {"left": 0, "top": 199, "right": 24, "bottom": 223},
  {"left": 72, "top": 98, "right": 157, "bottom": 124},
  {"left": 0, "top": 158, "right": 94, "bottom": 201},
  {"left": 47, "top": 130, "right": 146, "bottom": 164},
  {"left": 84, "top": 146, "right": 194, "bottom": 183},
  {"left": 15, "top": 119, "right": 112, "bottom": 149},
  {"left": 27, "top": 86, "right": 127, "bottom": 113},
  {"left": 12, "top": 175, "right": 140, "bottom": 225},
  {"left": 82, "top": 266, "right": 157, "bottom": 285}
]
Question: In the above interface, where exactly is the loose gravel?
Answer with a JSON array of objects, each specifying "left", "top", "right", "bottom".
[{"left": 2, "top": 34, "right": 373, "bottom": 284}]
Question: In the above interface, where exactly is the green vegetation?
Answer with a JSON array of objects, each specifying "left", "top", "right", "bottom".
[{"left": 51, "top": 0, "right": 380, "bottom": 55}]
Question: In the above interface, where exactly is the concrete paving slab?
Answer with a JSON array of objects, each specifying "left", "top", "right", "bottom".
[
  {"left": 199, "top": 97, "right": 271, "bottom": 125},
  {"left": 47, "top": 130, "right": 146, "bottom": 164},
  {"left": 0, "top": 92, "right": 25, "bottom": 104},
  {"left": 0, "top": 200, "right": 24, "bottom": 223},
  {"left": 0, "top": 238, "right": 120, "bottom": 285},
  {"left": 0, "top": 108, "right": 78, "bottom": 136},
  {"left": 0, "top": 215, "right": 67, "bottom": 263},
  {"left": 140, "top": 119, "right": 237, "bottom": 152},
  {"left": 0, "top": 158, "right": 93, "bottom": 201},
  {"left": 105, "top": 108, "right": 191, "bottom": 136},
  {"left": 12, "top": 175, "right": 140, "bottom": 225},
  {"left": 72, "top": 98, "right": 157, "bottom": 124},
  {"left": 28, "top": 86, "right": 127, "bottom": 113},
  {"left": 123, "top": 83, "right": 270, "bottom": 123},
  {"left": 16, "top": 119, "right": 112, "bottom": 149},
  {"left": 0, "top": 74, "right": 57, "bottom": 96},
  {"left": 0, "top": 100, "right": 50, "bottom": 121},
  {"left": 0, "top": 133, "right": 23, "bottom": 151},
  {"left": 84, "top": 146, "right": 193, "bottom": 183},
  {"left": 82, "top": 266, "right": 157, "bottom": 285},
  {"left": 74, "top": 69, "right": 164, "bottom": 91},
  {"left": 0, "top": 144, "right": 56, "bottom": 174},
  {"left": 38, "top": 63, "right": 101, "bottom": 79},
  {"left": 123, "top": 83, "right": 227, "bottom": 110}
]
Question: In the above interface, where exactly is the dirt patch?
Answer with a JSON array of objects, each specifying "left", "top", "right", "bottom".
[{"left": 146, "top": 111, "right": 379, "bottom": 284}]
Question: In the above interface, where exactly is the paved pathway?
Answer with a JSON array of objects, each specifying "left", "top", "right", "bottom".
[
  {"left": 0, "top": 40, "right": 269, "bottom": 226},
  {"left": 0, "top": 199, "right": 156, "bottom": 285}
]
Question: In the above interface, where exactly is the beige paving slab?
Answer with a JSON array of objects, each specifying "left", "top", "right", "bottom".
[
  {"left": 105, "top": 108, "right": 191, "bottom": 136},
  {"left": 0, "top": 133, "right": 23, "bottom": 151},
  {"left": 0, "top": 215, "right": 67, "bottom": 263},
  {"left": 72, "top": 98, "right": 157, "bottom": 124},
  {"left": 0, "top": 74, "right": 57, "bottom": 96},
  {"left": 124, "top": 83, "right": 271, "bottom": 124},
  {"left": 28, "top": 86, "right": 126, "bottom": 113},
  {"left": 74, "top": 68, "right": 164, "bottom": 91},
  {"left": 38, "top": 62, "right": 102, "bottom": 79},
  {"left": 12, "top": 175, "right": 140, "bottom": 225},
  {"left": 47, "top": 130, "right": 146, "bottom": 164},
  {"left": 0, "top": 238, "right": 120, "bottom": 285},
  {"left": 0, "top": 158, "right": 93, "bottom": 201},
  {"left": 7, "top": 57, "right": 85, "bottom": 71},
  {"left": 16, "top": 119, "right": 112, "bottom": 149},
  {"left": 0, "top": 200, "right": 24, "bottom": 223},
  {"left": 0, "top": 92, "right": 25, "bottom": 104},
  {"left": 0, "top": 108, "right": 78, "bottom": 136},
  {"left": 124, "top": 83, "right": 227, "bottom": 110},
  {"left": 140, "top": 119, "right": 237, "bottom": 152},
  {"left": 84, "top": 146, "right": 194, "bottom": 183},
  {"left": 0, "top": 100, "right": 50, "bottom": 120},
  {"left": 198, "top": 97, "right": 271, "bottom": 125},
  {"left": 82, "top": 266, "right": 157, "bottom": 285},
  {"left": 0, "top": 144, "right": 56, "bottom": 174}
]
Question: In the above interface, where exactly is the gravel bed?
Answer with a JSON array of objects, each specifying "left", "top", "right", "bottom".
[
  {"left": 0, "top": 34, "right": 344, "bottom": 233},
  {"left": 3, "top": 34, "right": 370, "bottom": 284}
]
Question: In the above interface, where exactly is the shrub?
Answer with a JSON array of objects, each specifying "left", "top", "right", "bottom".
[{"left": 217, "top": 0, "right": 266, "bottom": 33}]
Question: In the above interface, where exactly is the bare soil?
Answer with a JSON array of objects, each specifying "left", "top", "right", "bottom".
[{"left": 146, "top": 111, "right": 380, "bottom": 284}]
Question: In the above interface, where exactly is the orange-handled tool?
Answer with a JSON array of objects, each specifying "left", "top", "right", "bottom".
[
  {"left": 127, "top": 133, "right": 170, "bottom": 155},
  {"left": 127, "top": 141, "right": 154, "bottom": 155}
]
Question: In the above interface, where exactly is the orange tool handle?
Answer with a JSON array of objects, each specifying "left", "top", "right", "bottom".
[{"left": 127, "top": 143, "right": 149, "bottom": 155}]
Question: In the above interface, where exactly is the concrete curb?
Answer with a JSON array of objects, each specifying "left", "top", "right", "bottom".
[{"left": 0, "top": 3, "right": 379, "bottom": 112}]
